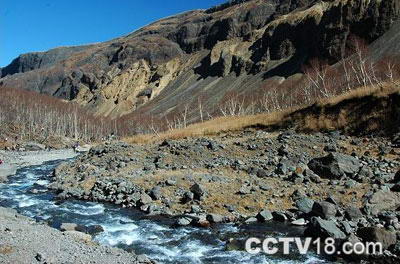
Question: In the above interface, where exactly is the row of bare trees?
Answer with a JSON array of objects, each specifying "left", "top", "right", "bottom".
[{"left": 0, "top": 87, "right": 116, "bottom": 142}]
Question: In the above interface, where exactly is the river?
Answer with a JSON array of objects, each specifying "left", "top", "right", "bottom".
[{"left": 0, "top": 158, "right": 330, "bottom": 263}]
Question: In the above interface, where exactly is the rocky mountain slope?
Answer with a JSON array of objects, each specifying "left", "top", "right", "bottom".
[{"left": 1, "top": 0, "right": 399, "bottom": 118}]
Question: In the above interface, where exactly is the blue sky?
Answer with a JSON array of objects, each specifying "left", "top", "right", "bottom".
[{"left": 1, "top": 0, "right": 226, "bottom": 67}]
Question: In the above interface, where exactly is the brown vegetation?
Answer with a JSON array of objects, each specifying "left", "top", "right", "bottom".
[
  {"left": 125, "top": 82, "right": 400, "bottom": 144},
  {"left": 0, "top": 87, "right": 116, "bottom": 143}
]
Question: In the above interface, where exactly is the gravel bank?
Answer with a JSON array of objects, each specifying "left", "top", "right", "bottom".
[
  {"left": 0, "top": 207, "right": 152, "bottom": 264},
  {"left": 0, "top": 149, "right": 77, "bottom": 182}
]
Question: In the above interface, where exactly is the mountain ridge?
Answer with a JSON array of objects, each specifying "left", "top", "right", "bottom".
[{"left": 1, "top": 0, "right": 399, "bottom": 119}]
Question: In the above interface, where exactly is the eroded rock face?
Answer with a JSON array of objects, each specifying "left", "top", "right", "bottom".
[{"left": 1, "top": 0, "right": 399, "bottom": 117}]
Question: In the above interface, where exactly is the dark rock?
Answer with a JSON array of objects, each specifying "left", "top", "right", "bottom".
[
  {"left": 272, "top": 212, "right": 288, "bottom": 222},
  {"left": 308, "top": 153, "right": 361, "bottom": 179},
  {"left": 304, "top": 217, "right": 346, "bottom": 239},
  {"left": 35, "top": 253, "right": 44, "bottom": 262},
  {"left": 256, "top": 210, "right": 273, "bottom": 222},
  {"left": 206, "top": 214, "right": 224, "bottom": 223},
  {"left": 355, "top": 166, "right": 374, "bottom": 182},
  {"left": 278, "top": 145, "right": 289, "bottom": 156},
  {"left": 75, "top": 225, "right": 105, "bottom": 235},
  {"left": 364, "top": 190, "right": 400, "bottom": 215},
  {"left": 393, "top": 170, "right": 400, "bottom": 183},
  {"left": 325, "top": 196, "right": 338, "bottom": 205},
  {"left": 182, "top": 191, "right": 194, "bottom": 203},
  {"left": 344, "top": 206, "right": 363, "bottom": 221},
  {"left": 295, "top": 197, "right": 315, "bottom": 214},
  {"left": 324, "top": 144, "right": 337, "bottom": 152},
  {"left": 312, "top": 201, "right": 337, "bottom": 220},
  {"left": 149, "top": 186, "right": 163, "bottom": 200},
  {"left": 256, "top": 169, "right": 268, "bottom": 178},
  {"left": 357, "top": 227, "right": 397, "bottom": 250},
  {"left": 190, "top": 183, "right": 206, "bottom": 200},
  {"left": 391, "top": 184, "right": 400, "bottom": 192},
  {"left": 225, "top": 238, "right": 245, "bottom": 251}
]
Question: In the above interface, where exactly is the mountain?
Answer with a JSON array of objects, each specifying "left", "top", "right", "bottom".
[{"left": 1, "top": 0, "right": 399, "bottom": 119}]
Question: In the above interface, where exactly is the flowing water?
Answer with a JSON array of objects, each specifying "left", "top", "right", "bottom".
[{"left": 0, "top": 158, "right": 330, "bottom": 263}]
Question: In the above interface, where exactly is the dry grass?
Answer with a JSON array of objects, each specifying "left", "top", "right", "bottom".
[
  {"left": 125, "top": 109, "right": 292, "bottom": 144},
  {"left": 317, "top": 82, "right": 400, "bottom": 106},
  {"left": 124, "top": 82, "right": 400, "bottom": 144},
  {"left": 293, "top": 83, "right": 400, "bottom": 133}
]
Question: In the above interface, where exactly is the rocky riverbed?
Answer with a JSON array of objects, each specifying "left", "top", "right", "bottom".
[{"left": 52, "top": 129, "right": 400, "bottom": 261}]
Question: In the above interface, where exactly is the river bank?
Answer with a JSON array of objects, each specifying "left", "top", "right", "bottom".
[
  {"left": 52, "top": 129, "right": 400, "bottom": 262},
  {"left": 0, "top": 207, "right": 153, "bottom": 264},
  {"left": 0, "top": 150, "right": 154, "bottom": 264},
  {"left": 0, "top": 149, "right": 77, "bottom": 182}
]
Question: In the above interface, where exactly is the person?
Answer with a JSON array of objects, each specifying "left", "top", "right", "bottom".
[{"left": 0, "top": 159, "right": 3, "bottom": 165}]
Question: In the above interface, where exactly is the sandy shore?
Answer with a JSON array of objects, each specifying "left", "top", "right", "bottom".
[{"left": 0, "top": 149, "right": 77, "bottom": 182}]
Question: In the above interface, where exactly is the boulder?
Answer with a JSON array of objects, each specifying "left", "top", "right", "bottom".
[
  {"left": 226, "top": 238, "right": 245, "bottom": 251},
  {"left": 291, "top": 218, "right": 307, "bottom": 226},
  {"left": 74, "top": 144, "right": 91, "bottom": 153},
  {"left": 308, "top": 153, "right": 360, "bottom": 179},
  {"left": 175, "top": 217, "right": 192, "bottom": 226},
  {"left": 190, "top": 183, "right": 206, "bottom": 200},
  {"left": 344, "top": 206, "right": 363, "bottom": 221},
  {"left": 355, "top": 166, "right": 374, "bottom": 182},
  {"left": 295, "top": 197, "right": 315, "bottom": 214},
  {"left": 357, "top": 227, "right": 397, "bottom": 250},
  {"left": 312, "top": 201, "right": 337, "bottom": 219},
  {"left": 364, "top": 190, "right": 400, "bottom": 215},
  {"left": 245, "top": 217, "right": 258, "bottom": 223},
  {"left": 304, "top": 217, "right": 346, "bottom": 239},
  {"left": 393, "top": 170, "right": 400, "bottom": 183},
  {"left": 149, "top": 186, "right": 163, "bottom": 200},
  {"left": 75, "top": 225, "right": 105, "bottom": 235},
  {"left": 24, "top": 142, "right": 46, "bottom": 151},
  {"left": 391, "top": 184, "right": 400, "bottom": 192},
  {"left": 272, "top": 212, "right": 288, "bottom": 222},
  {"left": 139, "top": 193, "right": 153, "bottom": 205},
  {"left": 206, "top": 214, "right": 224, "bottom": 223},
  {"left": 256, "top": 210, "right": 273, "bottom": 222},
  {"left": 182, "top": 191, "right": 194, "bottom": 203}
]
